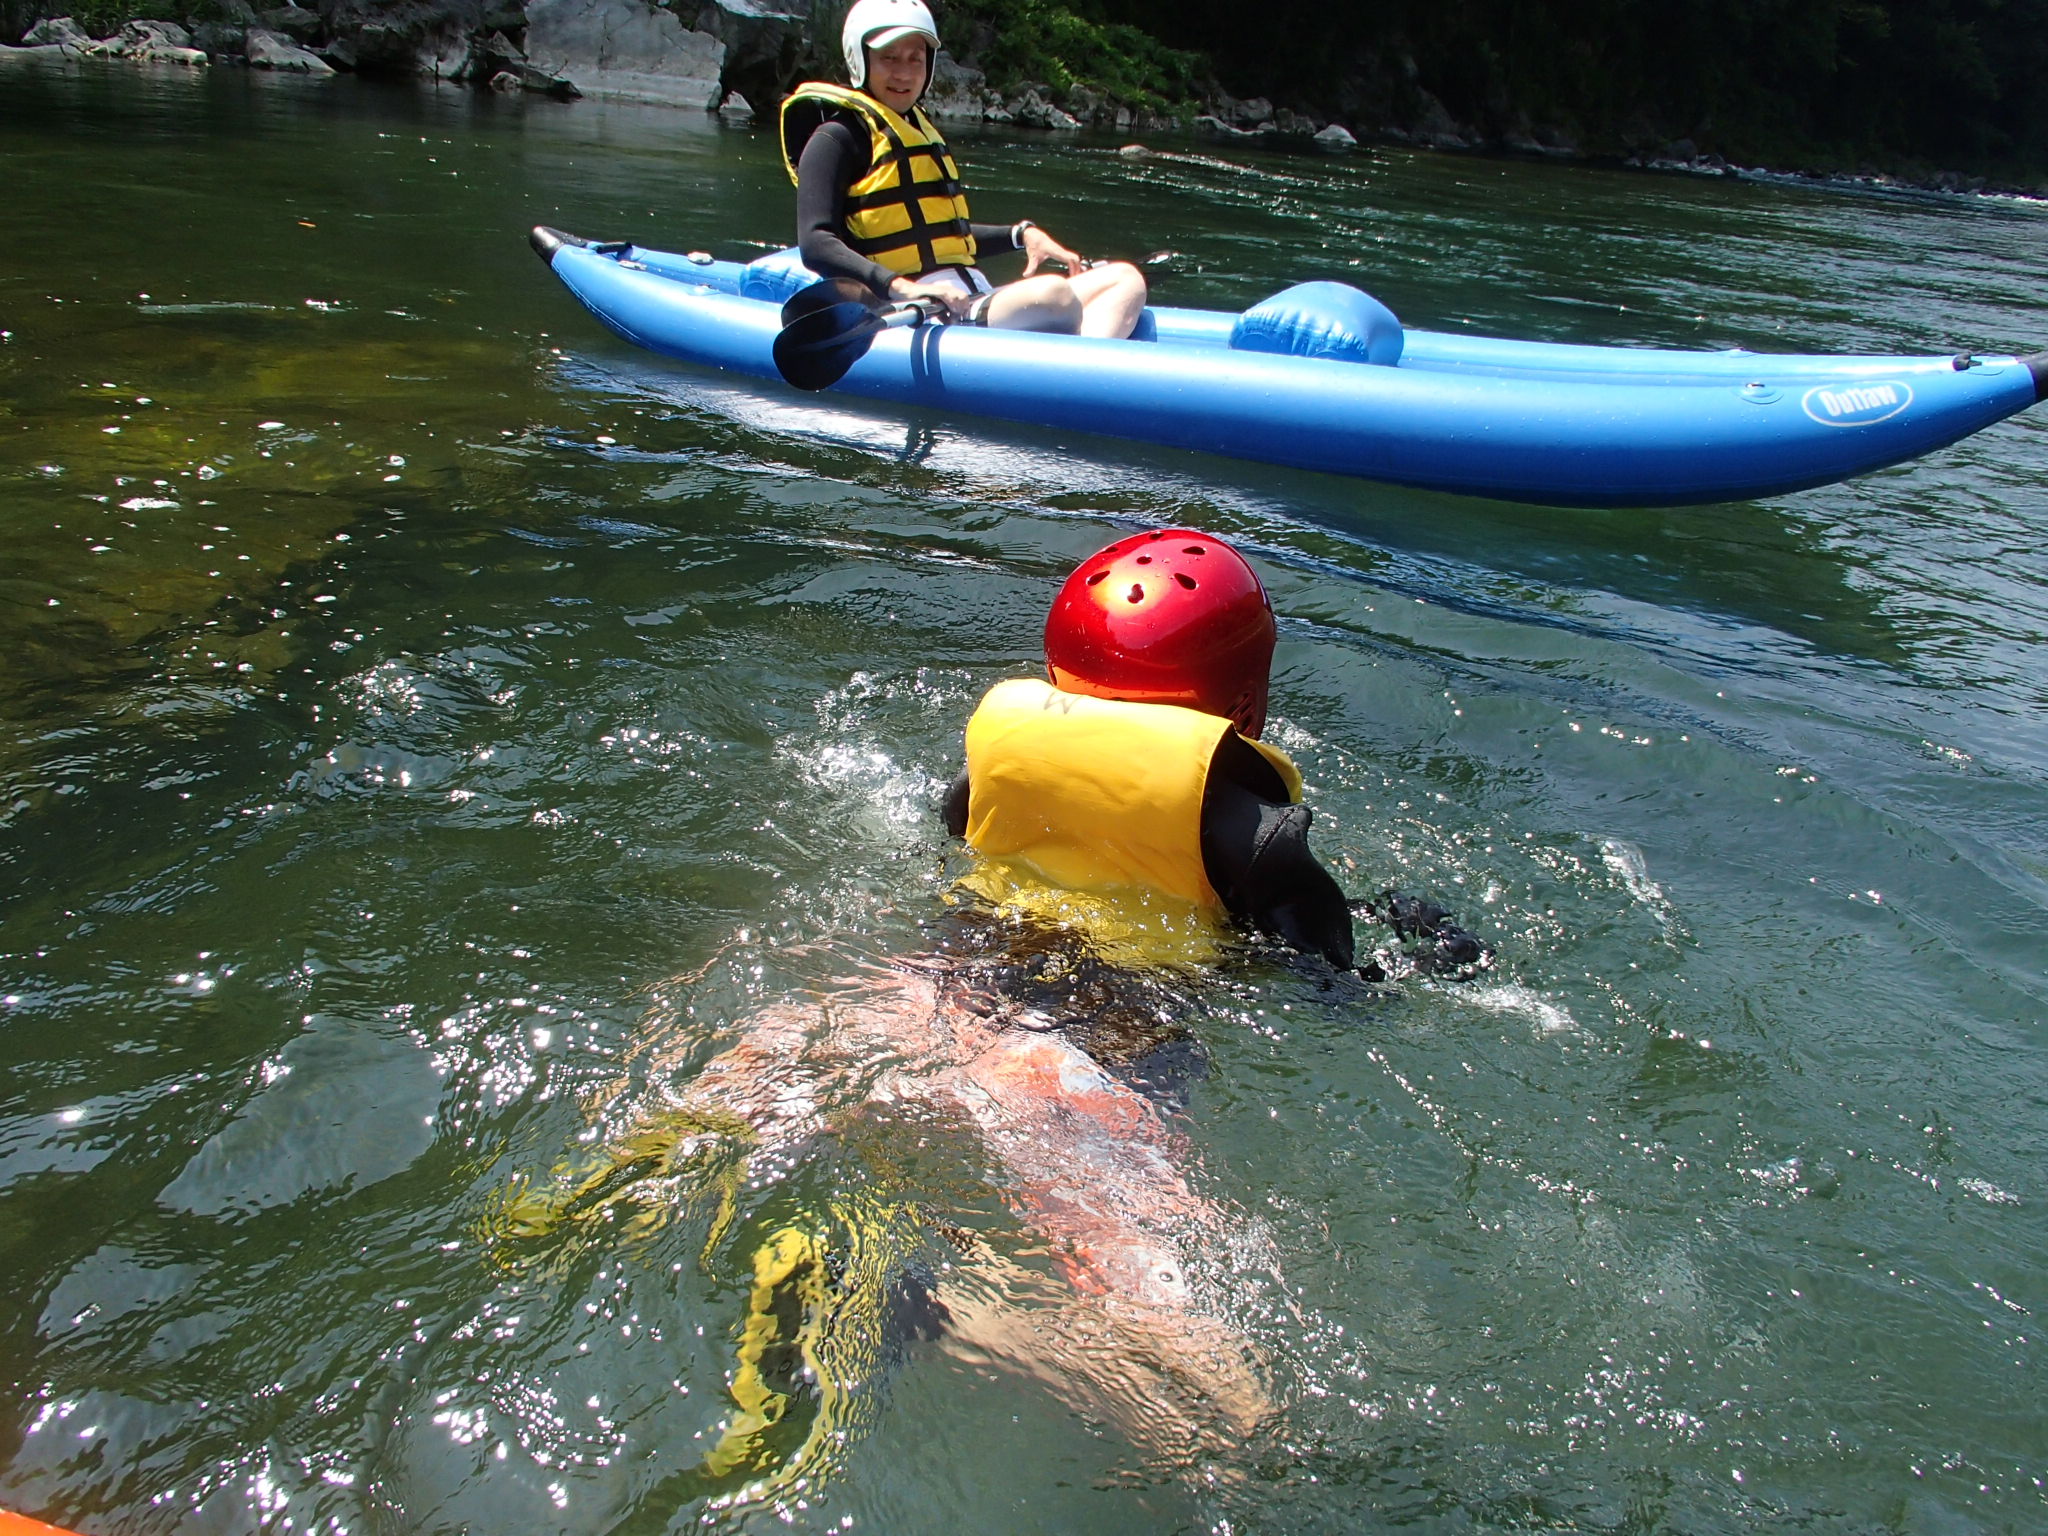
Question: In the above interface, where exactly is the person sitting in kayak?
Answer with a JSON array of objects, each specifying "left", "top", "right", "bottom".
[{"left": 779, "top": 0, "right": 1149, "bottom": 339}]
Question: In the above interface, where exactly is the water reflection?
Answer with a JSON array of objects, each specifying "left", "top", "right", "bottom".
[
  {"left": 558, "top": 350, "right": 1914, "bottom": 671},
  {"left": 485, "top": 935, "right": 1282, "bottom": 1524}
]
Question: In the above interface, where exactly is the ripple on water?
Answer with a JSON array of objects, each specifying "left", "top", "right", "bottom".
[{"left": 4, "top": 69, "right": 2047, "bottom": 1536}]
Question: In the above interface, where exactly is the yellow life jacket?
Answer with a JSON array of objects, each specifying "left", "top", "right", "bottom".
[
  {"left": 961, "top": 678, "right": 1303, "bottom": 914},
  {"left": 779, "top": 82, "right": 978, "bottom": 278}
]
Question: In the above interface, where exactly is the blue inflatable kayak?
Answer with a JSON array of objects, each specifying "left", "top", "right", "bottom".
[{"left": 529, "top": 228, "right": 2045, "bottom": 508}]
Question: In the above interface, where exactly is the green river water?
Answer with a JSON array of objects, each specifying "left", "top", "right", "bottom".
[{"left": 2, "top": 59, "right": 2046, "bottom": 1536}]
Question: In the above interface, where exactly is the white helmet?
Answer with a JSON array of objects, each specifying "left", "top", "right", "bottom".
[{"left": 841, "top": 0, "right": 939, "bottom": 90}]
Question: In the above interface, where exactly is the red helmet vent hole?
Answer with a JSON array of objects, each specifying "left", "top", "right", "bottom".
[
  {"left": 1126, "top": 584, "right": 1144, "bottom": 603},
  {"left": 1183, "top": 545, "right": 1205, "bottom": 555},
  {"left": 1174, "top": 572, "right": 1197, "bottom": 590},
  {"left": 1135, "top": 554, "right": 1152, "bottom": 564},
  {"left": 1085, "top": 571, "right": 1107, "bottom": 586}
]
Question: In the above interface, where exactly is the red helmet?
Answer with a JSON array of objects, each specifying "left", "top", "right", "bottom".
[{"left": 1044, "top": 527, "right": 1276, "bottom": 737}]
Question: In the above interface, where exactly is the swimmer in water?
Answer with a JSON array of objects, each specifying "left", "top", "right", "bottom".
[{"left": 494, "top": 528, "right": 1484, "bottom": 1512}]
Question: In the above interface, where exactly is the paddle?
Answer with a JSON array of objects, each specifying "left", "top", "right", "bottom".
[{"left": 773, "top": 279, "right": 948, "bottom": 391}]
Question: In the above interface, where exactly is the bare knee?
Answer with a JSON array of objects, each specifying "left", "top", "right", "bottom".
[
  {"left": 1066, "top": 262, "right": 1147, "bottom": 338},
  {"left": 1068, "top": 262, "right": 1145, "bottom": 304}
]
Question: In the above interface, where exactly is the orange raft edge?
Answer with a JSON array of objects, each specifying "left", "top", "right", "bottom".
[{"left": 0, "top": 1509, "right": 90, "bottom": 1535}]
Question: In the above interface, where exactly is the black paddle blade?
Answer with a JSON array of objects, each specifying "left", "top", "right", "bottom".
[
  {"left": 780, "top": 277, "right": 880, "bottom": 328},
  {"left": 772, "top": 303, "right": 886, "bottom": 391}
]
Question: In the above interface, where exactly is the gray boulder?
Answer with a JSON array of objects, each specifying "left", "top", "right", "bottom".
[
  {"left": 525, "top": 0, "right": 724, "bottom": 108},
  {"left": 1410, "top": 88, "right": 1470, "bottom": 150},
  {"left": 1194, "top": 113, "right": 1258, "bottom": 142},
  {"left": 463, "top": 27, "right": 523, "bottom": 76},
  {"left": 467, "top": 30, "right": 580, "bottom": 98},
  {"left": 511, "top": 61, "right": 581, "bottom": 95},
  {"left": 1312, "top": 122, "right": 1355, "bottom": 154},
  {"left": 22, "top": 15, "right": 105, "bottom": 51},
  {"left": 256, "top": 3, "right": 321, "bottom": 41},
  {"left": 922, "top": 48, "right": 990, "bottom": 122},
  {"left": 113, "top": 19, "right": 208, "bottom": 62},
  {"left": 1010, "top": 86, "right": 1080, "bottom": 130},
  {"left": 1503, "top": 125, "right": 1576, "bottom": 160},
  {"left": 245, "top": 24, "right": 334, "bottom": 71},
  {"left": 326, "top": 5, "right": 475, "bottom": 78},
  {"left": 1062, "top": 83, "right": 1103, "bottom": 123},
  {"left": 667, "top": 0, "right": 803, "bottom": 119},
  {"left": 188, "top": 20, "right": 246, "bottom": 53},
  {"left": 121, "top": 18, "right": 193, "bottom": 45}
]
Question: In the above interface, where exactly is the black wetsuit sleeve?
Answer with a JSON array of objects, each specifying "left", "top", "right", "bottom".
[
  {"left": 1201, "top": 737, "right": 1355, "bottom": 968},
  {"left": 941, "top": 767, "right": 971, "bottom": 838},
  {"left": 796, "top": 119, "right": 900, "bottom": 298}
]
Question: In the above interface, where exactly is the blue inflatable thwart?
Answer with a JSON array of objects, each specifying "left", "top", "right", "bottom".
[
  {"left": 529, "top": 227, "right": 2047, "bottom": 508},
  {"left": 1231, "top": 281, "right": 1404, "bottom": 368}
]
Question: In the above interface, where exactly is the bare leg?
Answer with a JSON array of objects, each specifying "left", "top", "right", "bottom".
[
  {"left": 983, "top": 274, "right": 1084, "bottom": 334},
  {"left": 934, "top": 1249, "right": 1274, "bottom": 1465},
  {"left": 1067, "top": 261, "right": 1149, "bottom": 339},
  {"left": 936, "top": 1025, "right": 1277, "bottom": 1428},
  {"left": 507, "top": 968, "right": 1276, "bottom": 1489}
]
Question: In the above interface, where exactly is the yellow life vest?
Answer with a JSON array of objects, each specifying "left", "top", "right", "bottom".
[
  {"left": 962, "top": 678, "right": 1303, "bottom": 912},
  {"left": 779, "top": 82, "right": 978, "bottom": 278}
]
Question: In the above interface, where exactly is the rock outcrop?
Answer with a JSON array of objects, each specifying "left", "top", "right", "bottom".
[
  {"left": 666, "top": 0, "right": 804, "bottom": 120},
  {"left": 523, "top": 0, "right": 722, "bottom": 107},
  {"left": 23, "top": 12, "right": 98, "bottom": 48},
  {"left": 113, "top": 17, "right": 206, "bottom": 61},
  {"left": 245, "top": 23, "right": 333, "bottom": 71},
  {"left": 0, "top": 0, "right": 1371, "bottom": 156},
  {"left": 921, "top": 49, "right": 993, "bottom": 122}
]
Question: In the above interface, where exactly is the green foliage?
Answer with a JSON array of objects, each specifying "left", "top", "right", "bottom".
[
  {"left": 37, "top": 0, "right": 152, "bottom": 37},
  {"left": 941, "top": 0, "right": 1206, "bottom": 111}
]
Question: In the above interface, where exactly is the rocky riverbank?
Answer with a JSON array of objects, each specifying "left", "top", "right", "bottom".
[
  {"left": 0, "top": 0, "right": 1373, "bottom": 146},
  {"left": 6, "top": 0, "right": 2041, "bottom": 198}
]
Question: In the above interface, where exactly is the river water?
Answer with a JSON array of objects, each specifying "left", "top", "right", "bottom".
[{"left": 3, "top": 60, "right": 2045, "bottom": 1536}]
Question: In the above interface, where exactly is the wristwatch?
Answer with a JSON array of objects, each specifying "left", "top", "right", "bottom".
[{"left": 1011, "top": 219, "right": 1037, "bottom": 249}]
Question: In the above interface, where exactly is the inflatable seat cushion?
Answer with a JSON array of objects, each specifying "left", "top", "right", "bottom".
[
  {"left": 1230, "top": 280, "right": 1403, "bottom": 366},
  {"left": 740, "top": 247, "right": 824, "bottom": 304}
]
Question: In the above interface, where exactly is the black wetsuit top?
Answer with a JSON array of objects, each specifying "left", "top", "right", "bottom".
[
  {"left": 941, "top": 732, "right": 1357, "bottom": 969},
  {"left": 796, "top": 115, "right": 1021, "bottom": 299}
]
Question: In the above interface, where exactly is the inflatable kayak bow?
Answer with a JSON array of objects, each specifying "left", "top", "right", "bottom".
[{"left": 529, "top": 227, "right": 2046, "bottom": 508}]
